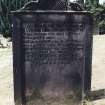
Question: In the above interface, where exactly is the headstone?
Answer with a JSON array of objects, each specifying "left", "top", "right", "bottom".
[{"left": 12, "top": 1, "right": 93, "bottom": 105}]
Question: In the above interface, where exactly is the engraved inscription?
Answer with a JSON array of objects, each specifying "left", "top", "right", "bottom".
[
  {"left": 22, "top": 16, "right": 86, "bottom": 105},
  {"left": 23, "top": 22, "right": 84, "bottom": 64}
]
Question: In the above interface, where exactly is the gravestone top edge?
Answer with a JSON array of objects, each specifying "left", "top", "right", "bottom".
[{"left": 11, "top": 10, "right": 93, "bottom": 16}]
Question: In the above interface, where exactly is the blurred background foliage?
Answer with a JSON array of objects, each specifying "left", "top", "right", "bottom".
[
  {"left": 84, "top": 0, "right": 105, "bottom": 34},
  {"left": 0, "top": 0, "right": 32, "bottom": 37},
  {"left": 0, "top": 0, "right": 105, "bottom": 37}
]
